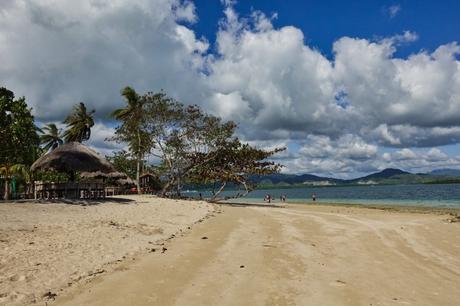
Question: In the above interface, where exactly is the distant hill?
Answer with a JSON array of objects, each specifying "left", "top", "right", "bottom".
[
  {"left": 349, "top": 168, "right": 410, "bottom": 183},
  {"left": 248, "top": 167, "right": 460, "bottom": 188},
  {"left": 429, "top": 169, "right": 460, "bottom": 177},
  {"left": 250, "top": 173, "right": 343, "bottom": 187}
]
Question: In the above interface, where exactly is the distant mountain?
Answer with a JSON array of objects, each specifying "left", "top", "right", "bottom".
[
  {"left": 248, "top": 168, "right": 460, "bottom": 189},
  {"left": 250, "top": 173, "right": 343, "bottom": 187},
  {"left": 429, "top": 169, "right": 460, "bottom": 177},
  {"left": 350, "top": 168, "right": 410, "bottom": 182}
]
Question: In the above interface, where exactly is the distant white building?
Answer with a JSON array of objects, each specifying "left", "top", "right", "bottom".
[
  {"left": 302, "top": 180, "right": 336, "bottom": 186},
  {"left": 357, "top": 180, "right": 377, "bottom": 185}
]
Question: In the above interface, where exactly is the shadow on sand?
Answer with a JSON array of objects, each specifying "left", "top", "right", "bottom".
[
  {"left": 4, "top": 197, "right": 136, "bottom": 206},
  {"left": 211, "top": 201, "right": 285, "bottom": 208}
]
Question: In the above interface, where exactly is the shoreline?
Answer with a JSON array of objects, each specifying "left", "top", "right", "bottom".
[{"left": 219, "top": 199, "right": 460, "bottom": 214}]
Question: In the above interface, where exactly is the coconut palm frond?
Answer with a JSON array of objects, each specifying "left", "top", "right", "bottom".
[
  {"left": 40, "top": 123, "right": 64, "bottom": 152},
  {"left": 63, "top": 102, "right": 95, "bottom": 143}
]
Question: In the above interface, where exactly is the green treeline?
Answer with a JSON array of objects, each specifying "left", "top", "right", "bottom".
[{"left": 0, "top": 86, "right": 284, "bottom": 200}]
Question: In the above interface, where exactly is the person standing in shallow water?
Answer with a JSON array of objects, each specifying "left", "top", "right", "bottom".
[
  {"left": 264, "top": 194, "right": 271, "bottom": 203},
  {"left": 312, "top": 192, "right": 317, "bottom": 202}
]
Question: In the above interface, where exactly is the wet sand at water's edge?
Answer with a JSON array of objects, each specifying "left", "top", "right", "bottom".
[{"left": 55, "top": 203, "right": 460, "bottom": 306}]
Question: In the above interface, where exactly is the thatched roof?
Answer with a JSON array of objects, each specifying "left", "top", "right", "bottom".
[
  {"left": 31, "top": 142, "right": 116, "bottom": 173},
  {"left": 80, "top": 171, "right": 127, "bottom": 179},
  {"left": 108, "top": 171, "right": 127, "bottom": 179},
  {"left": 116, "top": 177, "right": 136, "bottom": 185}
]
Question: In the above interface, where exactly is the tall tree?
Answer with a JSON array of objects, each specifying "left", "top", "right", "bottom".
[
  {"left": 111, "top": 87, "right": 151, "bottom": 193},
  {"left": 40, "top": 123, "right": 63, "bottom": 152},
  {"left": 142, "top": 92, "right": 284, "bottom": 197},
  {"left": 63, "top": 102, "right": 95, "bottom": 143},
  {"left": 0, "top": 87, "right": 40, "bottom": 200}
]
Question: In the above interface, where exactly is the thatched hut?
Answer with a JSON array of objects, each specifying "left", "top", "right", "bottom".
[
  {"left": 139, "top": 172, "right": 161, "bottom": 193},
  {"left": 31, "top": 142, "right": 116, "bottom": 199}
]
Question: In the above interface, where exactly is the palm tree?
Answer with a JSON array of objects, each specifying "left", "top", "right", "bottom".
[
  {"left": 111, "top": 87, "right": 145, "bottom": 194},
  {"left": 40, "top": 123, "right": 63, "bottom": 152},
  {"left": 63, "top": 102, "right": 95, "bottom": 143},
  {"left": 0, "top": 163, "right": 28, "bottom": 200}
]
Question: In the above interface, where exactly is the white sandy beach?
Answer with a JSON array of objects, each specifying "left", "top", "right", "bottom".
[
  {"left": 0, "top": 196, "right": 215, "bottom": 305},
  {"left": 1, "top": 197, "right": 460, "bottom": 306},
  {"left": 55, "top": 203, "right": 460, "bottom": 306}
]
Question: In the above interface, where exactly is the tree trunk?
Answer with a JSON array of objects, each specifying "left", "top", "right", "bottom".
[
  {"left": 141, "top": 154, "right": 145, "bottom": 174},
  {"left": 176, "top": 175, "right": 181, "bottom": 198},
  {"left": 4, "top": 179, "right": 10, "bottom": 201},
  {"left": 212, "top": 180, "right": 251, "bottom": 202},
  {"left": 240, "top": 180, "right": 251, "bottom": 197},
  {"left": 211, "top": 182, "right": 226, "bottom": 201},
  {"left": 160, "top": 177, "right": 175, "bottom": 197}
]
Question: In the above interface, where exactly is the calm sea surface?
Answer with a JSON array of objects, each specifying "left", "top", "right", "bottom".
[{"left": 186, "top": 184, "right": 460, "bottom": 208}]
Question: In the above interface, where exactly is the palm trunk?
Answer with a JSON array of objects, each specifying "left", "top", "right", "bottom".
[
  {"left": 136, "top": 130, "right": 142, "bottom": 195},
  {"left": 136, "top": 154, "right": 141, "bottom": 194}
]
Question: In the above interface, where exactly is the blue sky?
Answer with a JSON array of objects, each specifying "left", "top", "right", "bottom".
[
  {"left": 1, "top": 0, "right": 460, "bottom": 178},
  {"left": 192, "top": 0, "right": 460, "bottom": 59}
]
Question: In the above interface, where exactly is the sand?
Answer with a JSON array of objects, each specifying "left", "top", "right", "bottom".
[
  {"left": 53, "top": 203, "right": 460, "bottom": 306},
  {"left": 0, "top": 195, "right": 215, "bottom": 306}
]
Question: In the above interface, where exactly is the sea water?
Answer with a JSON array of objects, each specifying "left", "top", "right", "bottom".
[{"left": 187, "top": 184, "right": 460, "bottom": 208}]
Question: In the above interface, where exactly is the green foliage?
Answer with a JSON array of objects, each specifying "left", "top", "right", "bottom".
[
  {"left": 0, "top": 164, "right": 29, "bottom": 200},
  {"left": 188, "top": 139, "right": 285, "bottom": 199},
  {"left": 63, "top": 102, "right": 95, "bottom": 143},
  {"left": 140, "top": 92, "right": 240, "bottom": 196},
  {"left": 0, "top": 87, "right": 40, "bottom": 200},
  {"left": 106, "top": 150, "right": 137, "bottom": 179},
  {"left": 40, "top": 123, "right": 63, "bottom": 151},
  {"left": 0, "top": 87, "right": 40, "bottom": 166},
  {"left": 111, "top": 87, "right": 152, "bottom": 156},
  {"left": 34, "top": 170, "right": 70, "bottom": 183}
]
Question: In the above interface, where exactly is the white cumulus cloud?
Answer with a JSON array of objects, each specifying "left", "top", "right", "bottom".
[{"left": 2, "top": 1, "right": 460, "bottom": 175}]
